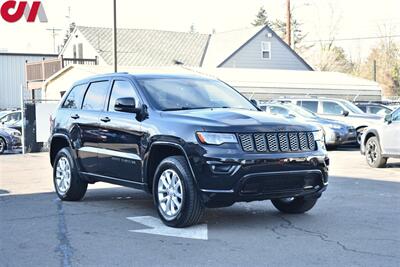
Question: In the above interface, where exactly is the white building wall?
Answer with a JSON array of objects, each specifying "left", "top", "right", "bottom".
[
  {"left": 0, "top": 53, "right": 57, "bottom": 109},
  {"left": 61, "top": 29, "right": 107, "bottom": 65}
]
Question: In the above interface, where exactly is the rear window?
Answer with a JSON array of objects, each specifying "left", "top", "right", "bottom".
[
  {"left": 62, "top": 84, "right": 87, "bottom": 109},
  {"left": 299, "top": 101, "right": 318, "bottom": 113},
  {"left": 82, "top": 81, "right": 109, "bottom": 111}
]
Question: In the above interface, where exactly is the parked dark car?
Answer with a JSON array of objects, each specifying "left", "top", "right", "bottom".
[
  {"left": 0, "top": 126, "right": 22, "bottom": 154},
  {"left": 49, "top": 73, "right": 329, "bottom": 227},
  {"left": 259, "top": 102, "right": 356, "bottom": 148}
]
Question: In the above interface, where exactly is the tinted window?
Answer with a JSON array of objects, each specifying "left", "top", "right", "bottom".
[
  {"left": 108, "top": 80, "right": 140, "bottom": 112},
  {"left": 62, "top": 84, "right": 87, "bottom": 109},
  {"left": 300, "top": 101, "right": 318, "bottom": 112},
  {"left": 270, "top": 106, "right": 289, "bottom": 116},
  {"left": 358, "top": 106, "right": 367, "bottom": 112},
  {"left": 82, "top": 81, "right": 109, "bottom": 111},
  {"left": 322, "top": 101, "right": 345, "bottom": 115}
]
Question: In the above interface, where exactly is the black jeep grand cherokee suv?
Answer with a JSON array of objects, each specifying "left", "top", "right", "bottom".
[{"left": 49, "top": 72, "right": 329, "bottom": 227}]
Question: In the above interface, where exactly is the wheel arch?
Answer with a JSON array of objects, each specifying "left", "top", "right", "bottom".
[
  {"left": 49, "top": 134, "right": 73, "bottom": 166},
  {"left": 144, "top": 141, "right": 197, "bottom": 194},
  {"left": 363, "top": 129, "right": 379, "bottom": 146}
]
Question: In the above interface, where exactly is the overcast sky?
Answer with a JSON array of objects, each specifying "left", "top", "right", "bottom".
[{"left": 0, "top": 0, "right": 399, "bottom": 59}]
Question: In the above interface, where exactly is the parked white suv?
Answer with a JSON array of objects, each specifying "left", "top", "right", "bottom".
[
  {"left": 278, "top": 98, "right": 381, "bottom": 144},
  {"left": 360, "top": 107, "right": 400, "bottom": 168}
]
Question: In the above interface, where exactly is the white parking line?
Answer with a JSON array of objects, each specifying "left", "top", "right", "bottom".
[{"left": 127, "top": 216, "right": 208, "bottom": 240}]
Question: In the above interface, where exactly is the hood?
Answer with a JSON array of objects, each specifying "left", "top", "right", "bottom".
[{"left": 160, "top": 108, "right": 319, "bottom": 132}]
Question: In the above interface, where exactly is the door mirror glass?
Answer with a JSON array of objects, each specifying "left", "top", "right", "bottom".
[
  {"left": 341, "top": 110, "right": 349, "bottom": 117},
  {"left": 114, "top": 97, "right": 138, "bottom": 113},
  {"left": 384, "top": 114, "right": 392, "bottom": 124}
]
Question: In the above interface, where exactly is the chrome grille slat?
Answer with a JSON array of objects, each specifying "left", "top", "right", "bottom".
[
  {"left": 239, "top": 134, "right": 254, "bottom": 152},
  {"left": 238, "top": 132, "right": 317, "bottom": 153},
  {"left": 289, "top": 132, "right": 300, "bottom": 151},
  {"left": 278, "top": 133, "right": 289, "bottom": 152},
  {"left": 266, "top": 133, "right": 279, "bottom": 152},
  {"left": 254, "top": 134, "right": 267, "bottom": 152}
]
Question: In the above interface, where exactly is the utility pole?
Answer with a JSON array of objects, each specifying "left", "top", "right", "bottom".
[
  {"left": 286, "top": 0, "right": 291, "bottom": 47},
  {"left": 46, "top": 27, "right": 62, "bottom": 53},
  {"left": 113, "top": 0, "right": 118, "bottom": 72}
]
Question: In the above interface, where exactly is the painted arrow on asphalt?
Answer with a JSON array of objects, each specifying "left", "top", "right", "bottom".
[{"left": 127, "top": 216, "right": 208, "bottom": 240}]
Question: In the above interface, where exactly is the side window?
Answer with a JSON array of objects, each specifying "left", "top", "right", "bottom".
[
  {"left": 108, "top": 80, "right": 140, "bottom": 112},
  {"left": 322, "top": 101, "right": 345, "bottom": 115},
  {"left": 358, "top": 106, "right": 367, "bottom": 112},
  {"left": 82, "top": 81, "right": 109, "bottom": 111},
  {"left": 300, "top": 101, "right": 318, "bottom": 113},
  {"left": 369, "top": 106, "right": 382, "bottom": 114},
  {"left": 62, "top": 84, "right": 87, "bottom": 109},
  {"left": 270, "top": 106, "right": 289, "bottom": 116},
  {"left": 261, "top": 41, "right": 271, "bottom": 59}
]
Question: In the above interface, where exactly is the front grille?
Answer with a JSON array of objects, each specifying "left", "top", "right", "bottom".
[{"left": 238, "top": 132, "right": 317, "bottom": 153}]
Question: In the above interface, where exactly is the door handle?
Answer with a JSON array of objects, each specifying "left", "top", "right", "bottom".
[
  {"left": 100, "top": 117, "right": 111, "bottom": 123},
  {"left": 71, "top": 114, "right": 80, "bottom": 119}
]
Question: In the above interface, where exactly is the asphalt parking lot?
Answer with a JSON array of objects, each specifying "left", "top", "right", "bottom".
[{"left": 1, "top": 148, "right": 399, "bottom": 267}]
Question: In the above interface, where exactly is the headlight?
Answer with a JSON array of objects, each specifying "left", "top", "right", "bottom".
[
  {"left": 196, "top": 132, "right": 237, "bottom": 145},
  {"left": 4, "top": 128, "right": 21, "bottom": 137},
  {"left": 313, "top": 129, "right": 325, "bottom": 142},
  {"left": 325, "top": 123, "right": 342, "bottom": 130}
]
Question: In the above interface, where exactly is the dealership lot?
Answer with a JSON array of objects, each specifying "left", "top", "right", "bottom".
[{"left": 1, "top": 149, "right": 399, "bottom": 267}]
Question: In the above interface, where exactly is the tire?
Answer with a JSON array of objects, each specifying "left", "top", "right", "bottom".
[
  {"left": 153, "top": 156, "right": 204, "bottom": 228},
  {"left": 0, "top": 137, "right": 5, "bottom": 154},
  {"left": 53, "top": 147, "right": 88, "bottom": 201},
  {"left": 365, "top": 136, "right": 387, "bottom": 168},
  {"left": 271, "top": 196, "right": 318, "bottom": 214}
]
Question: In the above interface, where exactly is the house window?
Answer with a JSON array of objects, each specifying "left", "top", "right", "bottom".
[{"left": 261, "top": 41, "right": 271, "bottom": 60}]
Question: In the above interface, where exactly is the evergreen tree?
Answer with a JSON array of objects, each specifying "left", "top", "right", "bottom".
[{"left": 251, "top": 6, "right": 270, "bottom": 27}]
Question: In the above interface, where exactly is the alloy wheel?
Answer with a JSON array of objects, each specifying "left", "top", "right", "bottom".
[
  {"left": 55, "top": 156, "right": 71, "bottom": 194},
  {"left": 157, "top": 169, "right": 184, "bottom": 219},
  {"left": 366, "top": 140, "right": 378, "bottom": 165},
  {"left": 0, "top": 138, "right": 5, "bottom": 154}
]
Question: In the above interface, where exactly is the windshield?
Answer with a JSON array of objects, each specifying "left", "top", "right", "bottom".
[
  {"left": 340, "top": 100, "right": 364, "bottom": 114},
  {"left": 137, "top": 78, "right": 257, "bottom": 111},
  {"left": 284, "top": 104, "right": 317, "bottom": 118}
]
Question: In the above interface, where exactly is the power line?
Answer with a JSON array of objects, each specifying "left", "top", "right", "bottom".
[{"left": 304, "top": 34, "right": 400, "bottom": 43}]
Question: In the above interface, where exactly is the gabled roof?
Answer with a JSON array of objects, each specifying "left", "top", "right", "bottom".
[
  {"left": 201, "top": 26, "right": 264, "bottom": 67},
  {"left": 77, "top": 26, "right": 210, "bottom": 67},
  {"left": 70, "top": 25, "right": 312, "bottom": 70}
]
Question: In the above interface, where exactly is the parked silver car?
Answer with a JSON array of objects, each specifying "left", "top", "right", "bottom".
[
  {"left": 360, "top": 107, "right": 400, "bottom": 168},
  {"left": 259, "top": 102, "right": 356, "bottom": 148},
  {"left": 278, "top": 97, "right": 381, "bottom": 144}
]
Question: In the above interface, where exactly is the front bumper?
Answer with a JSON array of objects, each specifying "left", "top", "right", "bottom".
[
  {"left": 187, "top": 143, "right": 329, "bottom": 207},
  {"left": 325, "top": 127, "right": 357, "bottom": 146}
]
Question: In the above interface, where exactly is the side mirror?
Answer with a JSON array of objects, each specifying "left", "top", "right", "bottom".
[
  {"left": 384, "top": 114, "right": 393, "bottom": 124},
  {"left": 341, "top": 110, "right": 349, "bottom": 117},
  {"left": 114, "top": 97, "right": 140, "bottom": 113},
  {"left": 250, "top": 99, "right": 259, "bottom": 107}
]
